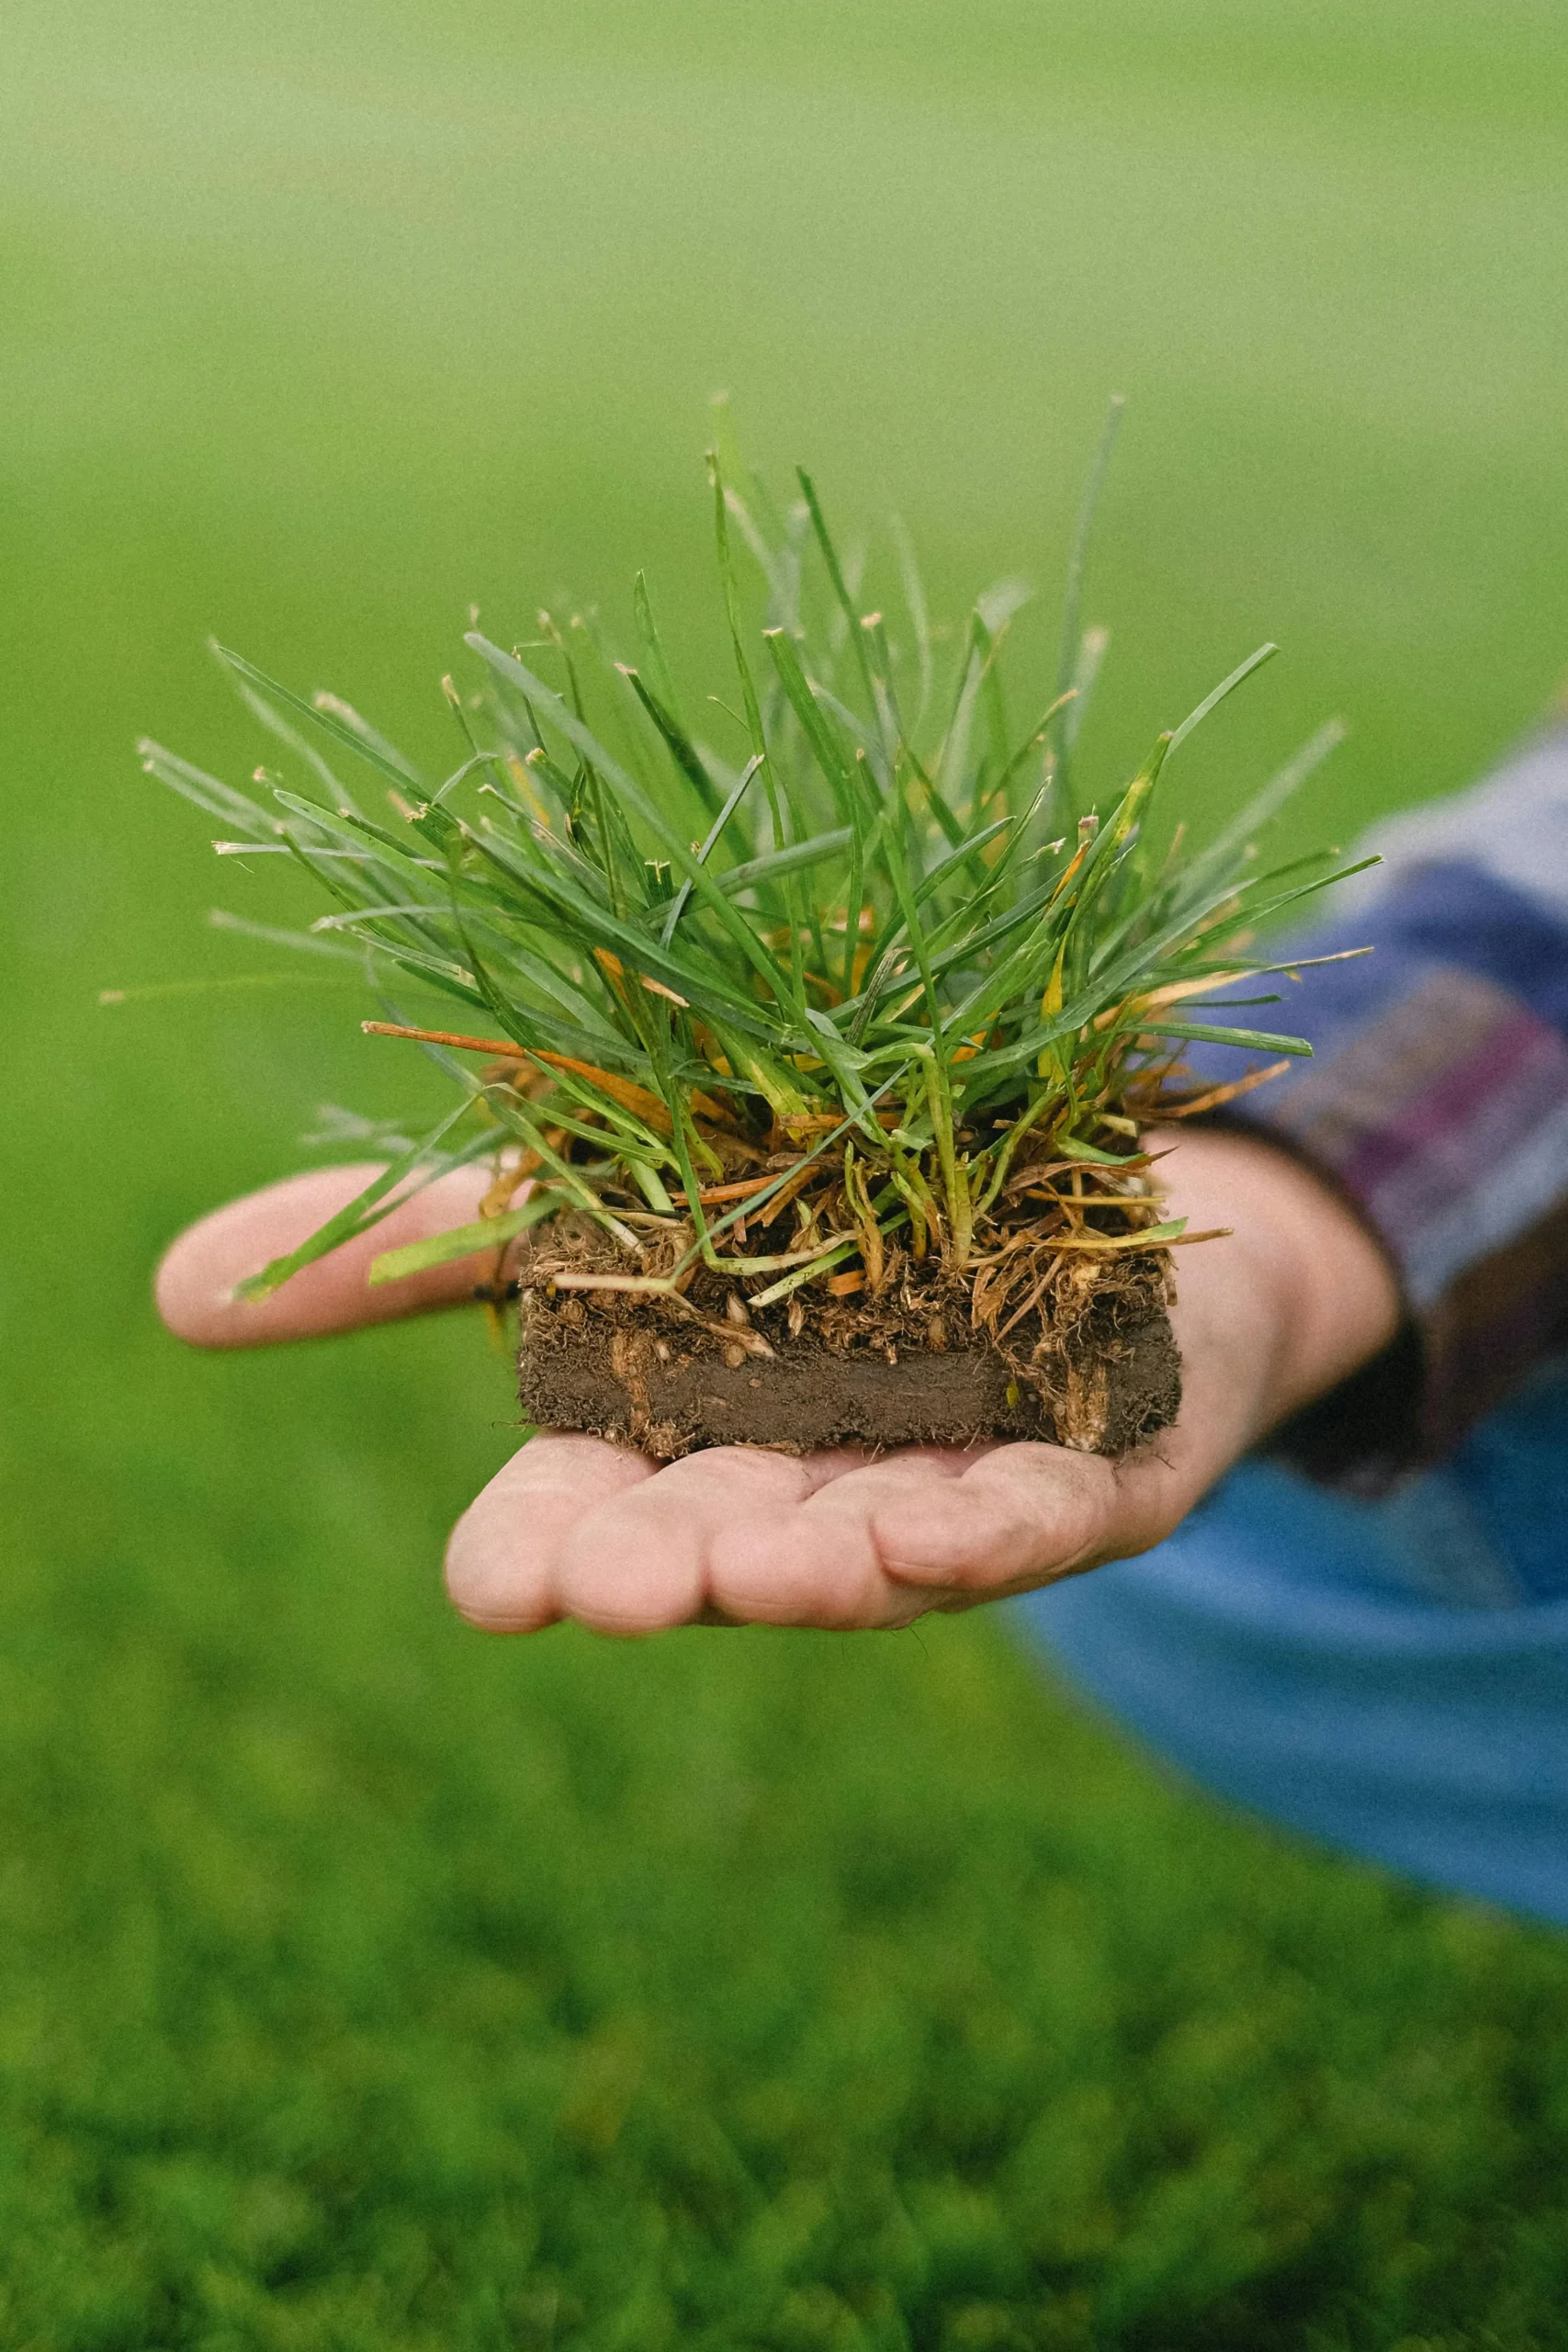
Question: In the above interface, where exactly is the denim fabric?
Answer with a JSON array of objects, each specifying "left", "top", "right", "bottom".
[{"left": 1014, "top": 1362, "right": 1568, "bottom": 1925}]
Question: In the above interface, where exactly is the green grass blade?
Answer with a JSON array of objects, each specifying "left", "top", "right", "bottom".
[
  {"left": 234, "top": 1103, "right": 487, "bottom": 1301},
  {"left": 213, "top": 647, "right": 424, "bottom": 799},
  {"left": 659, "top": 753, "right": 764, "bottom": 943},
  {"left": 367, "top": 1189, "right": 569, "bottom": 1284},
  {"left": 716, "top": 826, "right": 852, "bottom": 899},
  {"left": 312, "top": 692, "right": 425, "bottom": 786},
  {"left": 890, "top": 514, "right": 934, "bottom": 728},
  {"left": 1171, "top": 718, "right": 1347, "bottom": 903},
  {"left": 762, "top": 628, "right": 859, "bottom": 819},
  {"left": 140, "top": 739, "right": 276, "bottom": 837},
  {"left": 1062, "top": 627, "right": 1109, "bottom": 756},
  {"left": 206, "top": 910, "right": 361, "bottom": 961},
  {"left": 1167, "top": 642, "right": 1279, "bottom": 758},
  {"left": 708, "top": 453, "right": 771, "bottom": 755},
  {"left": 796, "top": 467, "right": 879, "bottom": 711},
  {"left": 223, "top": 660, "right": 364, "bottom": 816},
  {"left": 631, "top": 570, "right": 683, "bottom": 720},
  {"left": 1138, "top": 1017, "right": 1313, "bottom": 1056},
  {"left": 1053, "top": 393, "right": 1123, "bottom": 795},
  {"left": 620, "top": 665, "right": 727, "bottom": 821}
]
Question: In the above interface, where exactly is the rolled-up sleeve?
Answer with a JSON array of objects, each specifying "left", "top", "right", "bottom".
[{"left": 1182, "top": 721, "right": 1568, "bottom": 1485}]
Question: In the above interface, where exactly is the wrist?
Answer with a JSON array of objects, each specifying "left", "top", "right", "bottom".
[{"left": 1151, "top": 1125, "right": 1403, "bottom": 1442}]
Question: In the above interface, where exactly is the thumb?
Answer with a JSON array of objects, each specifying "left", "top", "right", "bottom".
[{"left": 155, "top": 1162, "right": 502, "bottom": 1347}]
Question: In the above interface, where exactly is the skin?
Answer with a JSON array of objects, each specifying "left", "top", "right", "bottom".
[{"left": 155, "top": 1129, "right": 1400, "bottom": 1638}]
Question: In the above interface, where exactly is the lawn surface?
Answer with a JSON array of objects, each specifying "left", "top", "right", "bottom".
[{"left": 4, "top": 3, "right": 1568, "bottom": 2342}]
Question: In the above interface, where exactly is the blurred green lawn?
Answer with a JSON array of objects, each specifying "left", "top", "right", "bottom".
[{"left": 5, "top": 2, "right": 1568, "bottom": 2343}]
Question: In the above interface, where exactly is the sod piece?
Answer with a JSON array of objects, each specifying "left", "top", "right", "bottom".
[{"left": 148, "top": 442, "right": 1359, "bottom": 1457}]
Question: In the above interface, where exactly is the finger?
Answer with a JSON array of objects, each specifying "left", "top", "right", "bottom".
[
  {"left": 553, "top": 1445, "right": 840, "bottom": 1635},
  {"left": 155, "top": 1162, "right": 502, "bottom": 1347},
  {"left": 870, "top": 1442, "right": 1122, "bottom": 1591},
  {"left": 706, "top": 1442, "right": 1117, "bottom": 1619},
  {"left": 706, "top": 1446, "right": 977, "bottom": 1628},
  {"left": 445, "top": 1433, "right": 657, "bottom": 1632}
]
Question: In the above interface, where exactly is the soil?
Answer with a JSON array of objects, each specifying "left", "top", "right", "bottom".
[{"left": 517, "top": 1222, "right": 1180, "bottom": 1460}]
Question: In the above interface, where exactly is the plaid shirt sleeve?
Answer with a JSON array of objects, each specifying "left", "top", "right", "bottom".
[{"left": 1181, "top": 720, "right": 1568, "bottom": 1487}]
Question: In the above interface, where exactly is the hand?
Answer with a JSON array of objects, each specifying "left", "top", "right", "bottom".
[{"left": 154, "top": 1130, "right": 1400, "bottom": 1636}]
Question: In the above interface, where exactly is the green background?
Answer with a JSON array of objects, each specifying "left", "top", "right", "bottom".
[{"left": 5, "top": 3, "right": 1568, "bottom": 2342}]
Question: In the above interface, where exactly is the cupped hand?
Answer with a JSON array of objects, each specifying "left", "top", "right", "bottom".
[{"left": 154, "top": 1133, "right": 1399, "bottom": 1635}]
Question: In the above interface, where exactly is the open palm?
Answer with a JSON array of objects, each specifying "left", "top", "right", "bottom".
[{"left": 155, "top": 1131, "right": 1396, "bottom": 1635}]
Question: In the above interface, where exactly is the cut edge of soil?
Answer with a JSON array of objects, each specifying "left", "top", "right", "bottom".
[{"left": 517, "top": 1220, "right": 1181, "bottom": 1460}]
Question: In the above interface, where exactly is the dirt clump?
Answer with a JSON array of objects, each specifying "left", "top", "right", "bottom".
[{"left": 517, "top": 1217, "right": 1179, "bottom": 1460}]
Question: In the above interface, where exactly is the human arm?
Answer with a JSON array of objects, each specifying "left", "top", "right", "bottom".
[
  {"left": 154, "top": 1125, "right": 1399, "bottom": 1635},
  {"left": 152, "top": 717, "right": 1568, "bottom": 1632}
]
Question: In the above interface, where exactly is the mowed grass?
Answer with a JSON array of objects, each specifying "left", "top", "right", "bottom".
[{"left": 4, "top": 1, "right": 1568, "bottom": 2341}]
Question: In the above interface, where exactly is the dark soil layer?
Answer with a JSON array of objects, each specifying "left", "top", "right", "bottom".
[{"left": 519, "top": 1244, "right": 1180, "bottom": 1460}]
